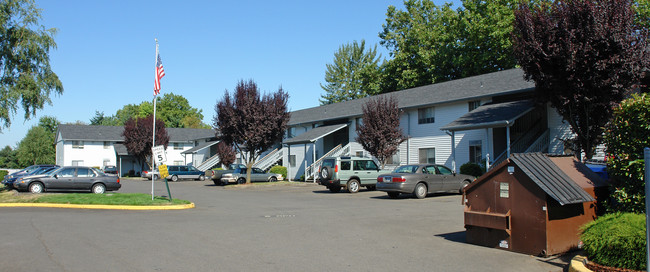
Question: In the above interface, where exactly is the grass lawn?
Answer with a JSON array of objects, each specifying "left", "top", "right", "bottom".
[{"left": 0, "top": 188, "right": 190, "bottom": 206}]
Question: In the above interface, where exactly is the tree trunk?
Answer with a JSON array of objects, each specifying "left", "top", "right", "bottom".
[{"left": 246, "top": 161, "right": 254, "bottom": 184}]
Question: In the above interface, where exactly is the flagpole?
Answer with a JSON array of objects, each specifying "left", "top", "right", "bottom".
[{"left": 151, "top": 39, "right": 158, "bottom": 201}]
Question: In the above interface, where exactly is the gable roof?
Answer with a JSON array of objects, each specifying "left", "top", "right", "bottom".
[
  {"left": 440, "top": 99, "right": 536, "bottom": 131},
  {"left": 289, "top": 68, "right": 534, "bottom": 126},
  {"left": 510, "top": 153, "right": 595, "bottom": 205},
  {"left": 56, "top": 125, "right": 214, "bottom": 143}
]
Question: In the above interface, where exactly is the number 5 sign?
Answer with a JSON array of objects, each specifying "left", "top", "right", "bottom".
[{"left": 152, "top": 145, "right": 167, "bottom": 165}]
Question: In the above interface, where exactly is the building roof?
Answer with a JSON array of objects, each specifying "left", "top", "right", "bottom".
[
  {"left": 289, "top": 68, "right": 535, "bottom": 126},
  {"left": 283, "top": 124, "right": 348, "bottom": 145},
  {"left": 56, "top": 124, "right": 214, "bottom": 143},
  {"left": 181, "top": 140, "right": 219, "bottom": 154},
  {"left": 510, "top": 153, "right": 596, "bottom": 205},
  {"left": 440, "top": 99, "right": 536, "bottom": 131}
]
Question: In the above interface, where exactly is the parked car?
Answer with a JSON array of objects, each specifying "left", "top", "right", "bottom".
[
  {"left": 2, "top": 165, "right": 59, "bottom": 188},
  {"left": 210, "top": 164, "right": 247, "bottom": 185},
  {"left": 376, "top": 164, "right": 474, "bottom": 199},
  {"left": 102, "top": 165, "right": 118, "bottom": 175},
  {"left": 318, "top": 156, "right": 392, "bottom": 193},
  {"left": 219, "top": 167, "right": 283, "bottom": 185},
  {"left": 13, "top": 166, "right": 121, "bottom": 194},
  {"left": 141, "top": 170, "right": 160, "bottom": 180},
  {"left": 166, "top": 165, "right": 205, "bottom": 181}
]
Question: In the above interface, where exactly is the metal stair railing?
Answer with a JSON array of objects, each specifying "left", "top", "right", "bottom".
[
  {"left": 305, "top": 143, "right": 351, "bottom": 180},
  {"left": 489, "top": 129, "right": 550, "bottom": 170},
  {"left": 197, "top": 154, "right": 220, "bottom": 171},
  {"left": 253, "top": 148, "right": 283, "bottom": 172},
  {"left": 524, "top": 129, "right": 550, "bottom": 153}
]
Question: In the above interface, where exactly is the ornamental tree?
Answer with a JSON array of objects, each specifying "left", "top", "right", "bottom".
[
  {"left": 603, "top": 93, "right": 650, "bottom": 213},
  {"left": 215, "top": 141, "right": 236, "bottom": 168},
  {"left": 355, "top": 95, "right": 406, "bottom": 169},
  {"left": 122, "top": 114, "right": 169, "bottom": 171},
  {"left": 512, "top": 0, "right": 648, "bottom": 160},
  {"left": 213, "top": 80, "right": 289, "bottom": 183}
]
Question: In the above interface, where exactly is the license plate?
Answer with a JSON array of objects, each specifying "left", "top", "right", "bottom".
[{"left": 383, "top": 177, "right": 391, "bottom": 183}]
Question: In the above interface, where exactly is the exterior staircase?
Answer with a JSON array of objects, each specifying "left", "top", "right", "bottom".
[
  {"left": 305, "top": 143, "right": 351, "bottom": 180},
  {"left": 253, "top": 148, "right": 283, "bottom": 172},
  {"left": 197, "top": 154, "right": 220, "bottom": 172},
  {"left": 490, "top": 129, "right": 550, "bottom": 169}
]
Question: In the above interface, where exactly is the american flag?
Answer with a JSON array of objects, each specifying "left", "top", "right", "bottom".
[{"left": 154, "top": 44, "right": 165, "bottom": 96}]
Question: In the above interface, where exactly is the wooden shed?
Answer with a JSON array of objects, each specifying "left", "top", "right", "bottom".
[{"left": 463, "top": 153, "right": 608, "bottom": 256}]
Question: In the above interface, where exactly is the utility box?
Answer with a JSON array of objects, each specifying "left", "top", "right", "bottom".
[{"left": 463, "top": 153, "right": 608, "bottom": 256}]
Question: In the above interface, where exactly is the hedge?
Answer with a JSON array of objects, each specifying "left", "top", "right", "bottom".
[
  {"left": 269, "top": 165, "right": 287, "bottom": 179},
  {"left": 580, "top": 212, "right": 646, "bottom": 270}
]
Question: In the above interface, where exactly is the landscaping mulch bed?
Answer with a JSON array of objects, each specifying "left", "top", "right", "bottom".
[{"left": 586, "top": 261, "right": 644, "bottom": 272}]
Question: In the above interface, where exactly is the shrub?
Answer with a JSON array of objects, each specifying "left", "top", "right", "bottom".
[
  {"left": 580, "top": 213, "right": 646, "bottom": 270},
  {"left": 603, "top": 93, "right": 650, "bottom": 212},
  {"left": 0, "top": 170, "right": 8, "bottom": 181},
  {"left": 460, "top": 162, "right": 483, "bottom": 177},
  {"left": 128, "top": 170, "right": 135, "bottom": 177},
  {"left": 269, "top": 165, "right": 287, "bottom": 179}
]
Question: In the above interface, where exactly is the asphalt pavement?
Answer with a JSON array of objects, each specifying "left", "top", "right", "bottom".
[{"left": 0, "top": 178, "right": 570, "bottom": 272}]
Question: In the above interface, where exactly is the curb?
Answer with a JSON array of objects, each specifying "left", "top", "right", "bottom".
[
  {"left": 0, "top": 202, "right": 195, "bottom": 210},
  {"left": 568, "top": 255, "right": 592, "bottom": 272}
]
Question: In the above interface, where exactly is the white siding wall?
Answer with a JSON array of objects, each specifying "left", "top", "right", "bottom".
[
  {"left": 61, "top": 141, "right": 116, "bottom": 167},
  {"left": 55, "top": 132, "right": 64, "bottom": 166},
  {"left": 166, "top": 142, "right": 192, "bottom": 165},
  {"left": 547, "top": 104, "right": 573, "bottom": 154}
]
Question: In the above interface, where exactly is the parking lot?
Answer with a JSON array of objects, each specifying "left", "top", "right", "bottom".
[{"left": 0, "top": 179, "right": 570, "bottom": 271}]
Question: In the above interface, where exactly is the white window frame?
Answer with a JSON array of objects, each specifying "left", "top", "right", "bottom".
[
  {"left": 418, "top": 148, "right": 435, "bottom": 164},
  {"left": 72, "top": 141, "right": 84, "bottom": 149},
  {"left": 417, "top": 107, "right": 435, "bottom": 124},
  {"left": 72, "top": 160, "right": 84, "bottom": 166},
  {"left": 469, "top": 140, "right": 482, "bottom": 164}
]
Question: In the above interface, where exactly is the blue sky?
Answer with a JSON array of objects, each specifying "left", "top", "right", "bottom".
[{"left": 0, "top": 0, "right": 460, "bottom": 147}]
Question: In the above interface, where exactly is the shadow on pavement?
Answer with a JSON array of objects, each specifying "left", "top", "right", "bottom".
[{"left": 435, "top": 231, "right": 466, "bottom": 244}]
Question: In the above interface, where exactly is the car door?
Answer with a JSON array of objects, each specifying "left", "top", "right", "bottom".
[
  {"left": 353, "top": 160, "right": 379, "bottom": 185},
  {"left": 49, "top": 167, "right": 76, "bottom": 190},
  {"left": 436, "top": 165, "right": 457, "bottom": 191},
  {"left": 74, "top": 167, "right": 95, "bottom": 190},
  {"left": 251, "top": 168, "right": 265, "bottom": 182},
  {"left": 178, "top": 166, "right": 189, "bottom": 179},
  {"left": 189, "top": 166, "right": 201, "bottom": 179},
  {"left": 423, "top": 165, "right": 443, "bottom": 192}
]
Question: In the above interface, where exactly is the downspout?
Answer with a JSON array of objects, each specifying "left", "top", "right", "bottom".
[
  {"left": 506, "top": 121, "right": 511, "bottom": 159},
  {"left": 406, "top": 111, "right": 411, "bottom": 164},
  {"left": 313, "top": 141, "right": 316, "bottom": 183},
  {"left": 445, "top": 130, "right": 456, "bottom": 173}
]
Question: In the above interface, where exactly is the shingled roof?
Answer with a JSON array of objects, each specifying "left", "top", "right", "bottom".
[
  {"left": 289, "top": 68, "right": 535, "bottom": 126},
  {"left": 56, "top": 125, "right": 214, "bottom": 143}
]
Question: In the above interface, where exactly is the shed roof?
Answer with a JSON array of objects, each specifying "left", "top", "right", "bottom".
[
  {"left": 283, "top": 124, "right": 348, "bottom": 145},
  {"left": 289, "top": 68, "right": 534, "bottom": 126},
  {"left": 181, "top": 140, "right": 219, "bottom": 154},
  {"left": 440, "top": 99, "right": 536, "bottom": 131},
  {"left": 510, "top": 153, "right": 596, "bottom": 205}
]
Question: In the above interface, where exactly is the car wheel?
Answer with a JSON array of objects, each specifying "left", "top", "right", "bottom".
[
  {"left": 92, "top": 183, "right": 106, "bottom": 194},
  {"left": 387, "top": 192, "right": 400, "bottom": 199},
  {"left": 29, "top": 182, "right": 44, "bottom": 194},
  {"left": 320, "top": 166, "right": 333, "bottom": 180},
  {"left": 212, "top": 179, "right": 221, "bottom": 186},
  {"left": 198, "top": 175, "right": 205, "bottom": 181},
  {"left": 347, "top": 179, "right": 360, "bottom": 194},
  {"left": 153, "top": 174, "right": 159, "bottom": 180},
  {"left": 269, "top": 176, "right": 277, "bottom": 182},
  {"left": 414, "top": 183, "right": 427, "bottom": 199},
  {"left": 237, "top": 178, "right": 246, "bottom": 184},
  {"left": 328, "top": 186, "right": 341, "bottom": 193},
  {"left": 171, "top": 175, "right": 178, "bottom": 182},
  {"left": 459, "top": 180, "right": 470, "bottom": 194}
]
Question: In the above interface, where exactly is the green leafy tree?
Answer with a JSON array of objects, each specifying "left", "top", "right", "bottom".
[
  {"left": 512, "top": 0, "right": 648, "bottom": 160},
  {"left": 156, "top": 92, "right": 206, "bottom": 128},
  {"left": 0, "top": 145, "right": 19, "bottom": 168},
  {"left": 0, "top": 0, "right": 63, "bottom": 130},
  {"left": 603, "top": 93, "right": 650, "bottom": 213},
  {"left": 38, "top": 115, "right": 58, "bottom": 133},
  {"left": 379, "top": 0, "right": 518, "bottom": 92},
  {"left": 319, "top": 40, "right": 382, "bottom": 105},
  {"left": 635, "top": 0, "right": 650, "bottom": 29},
  {"left": 16, "top": 126, "right": 54, "bottom": 166}
]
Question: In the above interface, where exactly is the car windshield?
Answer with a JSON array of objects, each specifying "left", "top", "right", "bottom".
[{"left": 393, "top": 165, "right": 419, "bottom": 173}]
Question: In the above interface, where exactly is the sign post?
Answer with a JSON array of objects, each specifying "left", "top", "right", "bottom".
[{"left": 152, "top": 145, "right": 172, "bottom": 201}]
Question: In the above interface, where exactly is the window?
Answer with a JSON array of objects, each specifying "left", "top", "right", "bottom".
[
  {"left": 174, "top": 143, "right": 182, "bottom": 150},
  {"left": 174, "top": 160, "right": 184, "bottom": 165},
  {"left": 103, "top": 159, "right": 110, "bottom": 167},
  {"left": 103, "top": 141, "right": 111, "bottom": 149},
  {"left": 419, "top": 148, "right": 435, "bottom": 164},
  {"left": 425, "top": 165, "right": 437, "bottom": 174},
  {"left": 287, "top": 127, "right": 296, "bottom": 138},
  {"left": 340, "top": 161, "right": 351, "bottom": 170},
  {"left": 72, "top": 141, "right": 84, "bottom": 149},
  {"left": 437, "top": 165, "right": 453, "bottom": 175},
  {"left": 77, "top": 168, "right": 95, "bottom": 177},
  {"left": 385, "top": 150, "right": 400, "bottom": 165},
  {"left": 289, "top": 155, "right": 296, "bottom": 167},
  {"left": 418, "top": 107, "right": 435, "bottom": 124},
  {"left": 355, "top": 117, "right": 363, "bottom": 127},
  {"left": 71, "top": 160, "right": 84, "bottom": 166},
  {"left": 468, "top": 100, "right": 481, "bottom": 112},
  {"left": 469, "top": 140, "right": 482, "bottom": 164},
  {"left": 353, "top": 160, "right": 379, "bottom": 171},
  {"left": 58, "top": 168, "right": 76, "bottom": 177},
  {"left": 355, "top": 151, "right": 364, "bottom": 157}
]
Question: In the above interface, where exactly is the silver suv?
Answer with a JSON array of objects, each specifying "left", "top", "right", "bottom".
[{"left": 318, "top": 156, "right": 391, "bottom": 193}]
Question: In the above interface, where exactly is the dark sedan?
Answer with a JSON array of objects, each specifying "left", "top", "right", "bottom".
[
  {"left": 376, "top": 164, "right": 474, "bottom": 199},
  {"left": 2, "top": 165, "right": 59, "bottom": 188},
  {"left": 13, "top": 166, "right": 121, "bottom": 194}
]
